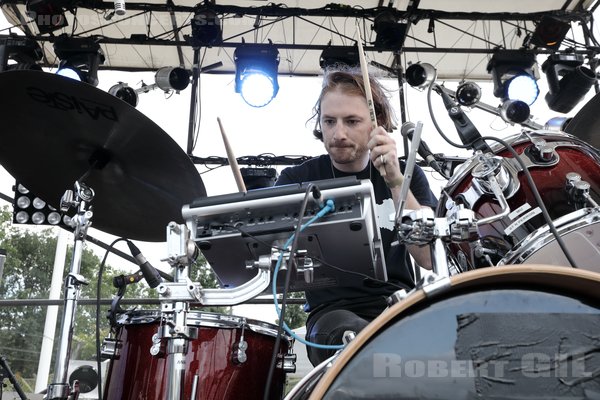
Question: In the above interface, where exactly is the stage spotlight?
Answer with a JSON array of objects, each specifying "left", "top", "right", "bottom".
[
  {"left": 26, "top": 0, "right": 68, "bottom": 35},
  {"left": 108, "top": 82, "right": 138, "bottom": 107},
  {"left": 530, "top": 16, "right": 571, "bottom": 50},
  {"left": 500, "top": 99, "right": 530, "bottom": 124},
  {"left": 372, "top": 11, "right": 408, "bottom": 51},
  {"left": 53, "top": 35, "right": 105, "bottom": 86},
  {"left": 12, "top": 183, "right": 73, "bottom": 227},
  {"left": 319, "top": 45, "right": 359, "bottom": 69},
  {"left": 455, "top": 81, "right": 481, "bottom": 107},
  {"left": 0, "top": 34, "right": 43, "bottom": 72},
  {"left": 542, "top": 53, "right": 596, "bottom": 113},
  {"left": 188, "top": 8, "right": 222, "bottom": 47},
  {"left": 109, "top": 66, "right": 194, "bottom": 105},
  {"left": 234, "top": 41, "right": 280, "bottom": 108},
  {"left": 405, "top": 62, "right": 436, "bottom": 89},
  {"left": 487, "top": 49, "right": 539, "bottom": 105},
  {"left": 241, "top": 167, "right": 277, "bottom": 190},
  {"left": 505, "top": 74, "right": 539, "bottom": 105},
  {"left": 155, "top": 67, "right": 190, "bottom": 92}
]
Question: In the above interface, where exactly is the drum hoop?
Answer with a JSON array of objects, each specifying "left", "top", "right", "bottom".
[
  {"left": 308, "top": 265, "right": 600, "bottom": 400},
  {"left": 117, "top": 310, "right": 284, "bottom": 335},
  {"left": 500, "top": 208, "right": 600, "bottom": 265},
  {"left": 284, "top": 354, "right": 337, "bottom": 400}
]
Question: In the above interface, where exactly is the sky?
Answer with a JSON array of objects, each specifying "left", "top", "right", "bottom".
[{"left": 1, "top": 11, "right": 599, "bottom": 323}]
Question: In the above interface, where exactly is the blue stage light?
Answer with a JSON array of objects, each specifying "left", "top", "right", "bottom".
[
  {"left": 506, "top": 74, "right": 540, "bottom": 105},
  {"left": 234, "top": 41, "right": 280, "bottom": 107}
]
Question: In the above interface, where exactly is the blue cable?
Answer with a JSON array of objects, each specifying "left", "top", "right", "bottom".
[{"left": 272, "top": 199, "right": 344, "bottom": 350}]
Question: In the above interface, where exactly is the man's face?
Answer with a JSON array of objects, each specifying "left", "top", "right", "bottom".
[{"left": 320, "top": 88, "right": 372, "bottom": 171}]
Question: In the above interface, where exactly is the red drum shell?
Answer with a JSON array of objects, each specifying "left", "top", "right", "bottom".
[
  {"left": 103, "top": 311, "right": 289, "bottom": 400},
  {"left": 438, "top": 132, "right": 600, "bottom": 270}
]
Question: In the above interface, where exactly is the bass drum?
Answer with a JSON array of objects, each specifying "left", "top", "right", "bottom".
[
  {"left": 103, "top": 310, "right": 291, "bottom": 400},
  {"left": 437, "top": 130, "right": 600, "bottom": 271},
  {"left": 295, "top": 265, "right": 600, "bottom": 400}
]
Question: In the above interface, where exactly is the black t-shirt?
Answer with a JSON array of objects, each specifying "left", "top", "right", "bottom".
[{"left": 276, "top": 154, "right": 438, "bottom": 311}]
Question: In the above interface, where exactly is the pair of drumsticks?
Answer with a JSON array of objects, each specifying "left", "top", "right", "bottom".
[{"left": 219, "top": 22, "right": 381, "bottom": 192}]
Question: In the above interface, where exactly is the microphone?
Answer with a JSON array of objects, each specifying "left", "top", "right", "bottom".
[
  {"left": 437, "top": 88, "right": 491, "bottom": 153},
  {"left": 127, "top": 242, "right": 163, "bottom": 288},
  {"left": 401, "top": 122, "right": 444, "bottom": 175},
  {"left": 112, "top": 271, "right": 144, "bottom": 288}
]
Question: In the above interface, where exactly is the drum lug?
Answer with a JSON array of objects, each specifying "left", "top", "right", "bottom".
[
  {"left": 232, "top": 340, "right": 248, "bottom": 364},
  {"left": 149, "top": 323, "right": 199, "bottom": 358},
  {"left": 279, "top": 353, "right": 297, "bottom": 373},
  {"left": 232, "top": 322, "right": 248, "bottom": 364},
  {"left": 100, "top": 337, "right": 121, "bottom": 360},
  {"left": 149, "top": 342, "right": 163, "bottom": 357},
  {"left": 149, "top": 333, "right": 164, "bottom": 357},
  {"left": 566, "top": 172, "right": 599, "bottom": 209}
]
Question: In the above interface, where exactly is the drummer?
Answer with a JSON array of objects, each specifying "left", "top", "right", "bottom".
[{"left": 275, "top": 67, "right": 438, "bottom": 366}]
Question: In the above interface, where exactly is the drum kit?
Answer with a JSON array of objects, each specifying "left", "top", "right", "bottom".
[
  {"left": 1, "top": 69, "right": 600, "bottom": 400},
  {"left": 286, "top": 120, "right": 600, "bottom": 397}
]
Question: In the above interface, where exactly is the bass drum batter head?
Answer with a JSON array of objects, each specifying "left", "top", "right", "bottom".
[{"left": 304, "top": 265, "right": 600, "bottom": 399}]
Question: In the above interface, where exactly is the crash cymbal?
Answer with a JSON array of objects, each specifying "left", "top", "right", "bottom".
[
  {"left": 0, "top": 70, "right": 206, "bottom": 242},
  {"left": 564, "top": 91, "right": 600, "bottom": 151}
]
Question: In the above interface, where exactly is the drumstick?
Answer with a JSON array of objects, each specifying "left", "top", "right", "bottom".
[
  {"left": 217, "top": 117, "right": 247, "bottom": 193},
  {"left": 355, "top": 21, "right": 386, "bottom": 177}
]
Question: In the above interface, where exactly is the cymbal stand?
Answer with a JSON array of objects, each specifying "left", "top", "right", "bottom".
[
  {"left": 156, "top": 222, "right": 274, "bottom": 400},
  {"left": 47, "top": 181, "right": 94, "bottom": 400},
  {"left": 157, "top": 222, "right": 201, "bottom": 400}
]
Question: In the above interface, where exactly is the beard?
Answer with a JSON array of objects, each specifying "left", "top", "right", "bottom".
[{"left": 326, "top": 141, "right": 368, "bottom": 167}]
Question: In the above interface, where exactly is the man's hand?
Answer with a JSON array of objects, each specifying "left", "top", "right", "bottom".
[{"left": 368, "top": 126, "right": 403, "bottom": 188}]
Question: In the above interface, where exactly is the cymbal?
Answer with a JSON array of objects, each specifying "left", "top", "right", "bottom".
[
  {"left": 0, "top": 70, "right": 206, "bottom": 242},
  {"left": 564, "top": 91, "right": 600, "bottom": 150}
]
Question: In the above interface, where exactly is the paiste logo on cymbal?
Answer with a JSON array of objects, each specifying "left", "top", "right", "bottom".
[{"left": 26, "top": 86, "right": 119, "bottom": 122}]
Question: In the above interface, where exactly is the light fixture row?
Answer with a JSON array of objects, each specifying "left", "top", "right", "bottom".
[
  {"left": 13, "top": 183, "right": 73, "bottom": 227},
  {"left": 0, "top": 12, "right": 596, "bottom": 113}
]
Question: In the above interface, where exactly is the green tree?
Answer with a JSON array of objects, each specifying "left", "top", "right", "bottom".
[
  {"left": 279, "top": 291, "right": 307, "bottom": 330},
  {"left": 189, "top": 258, "right": 230, "bottom": 314},
  {"left": 0, "top": 206, "right": 148, "bottom": 378}
]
